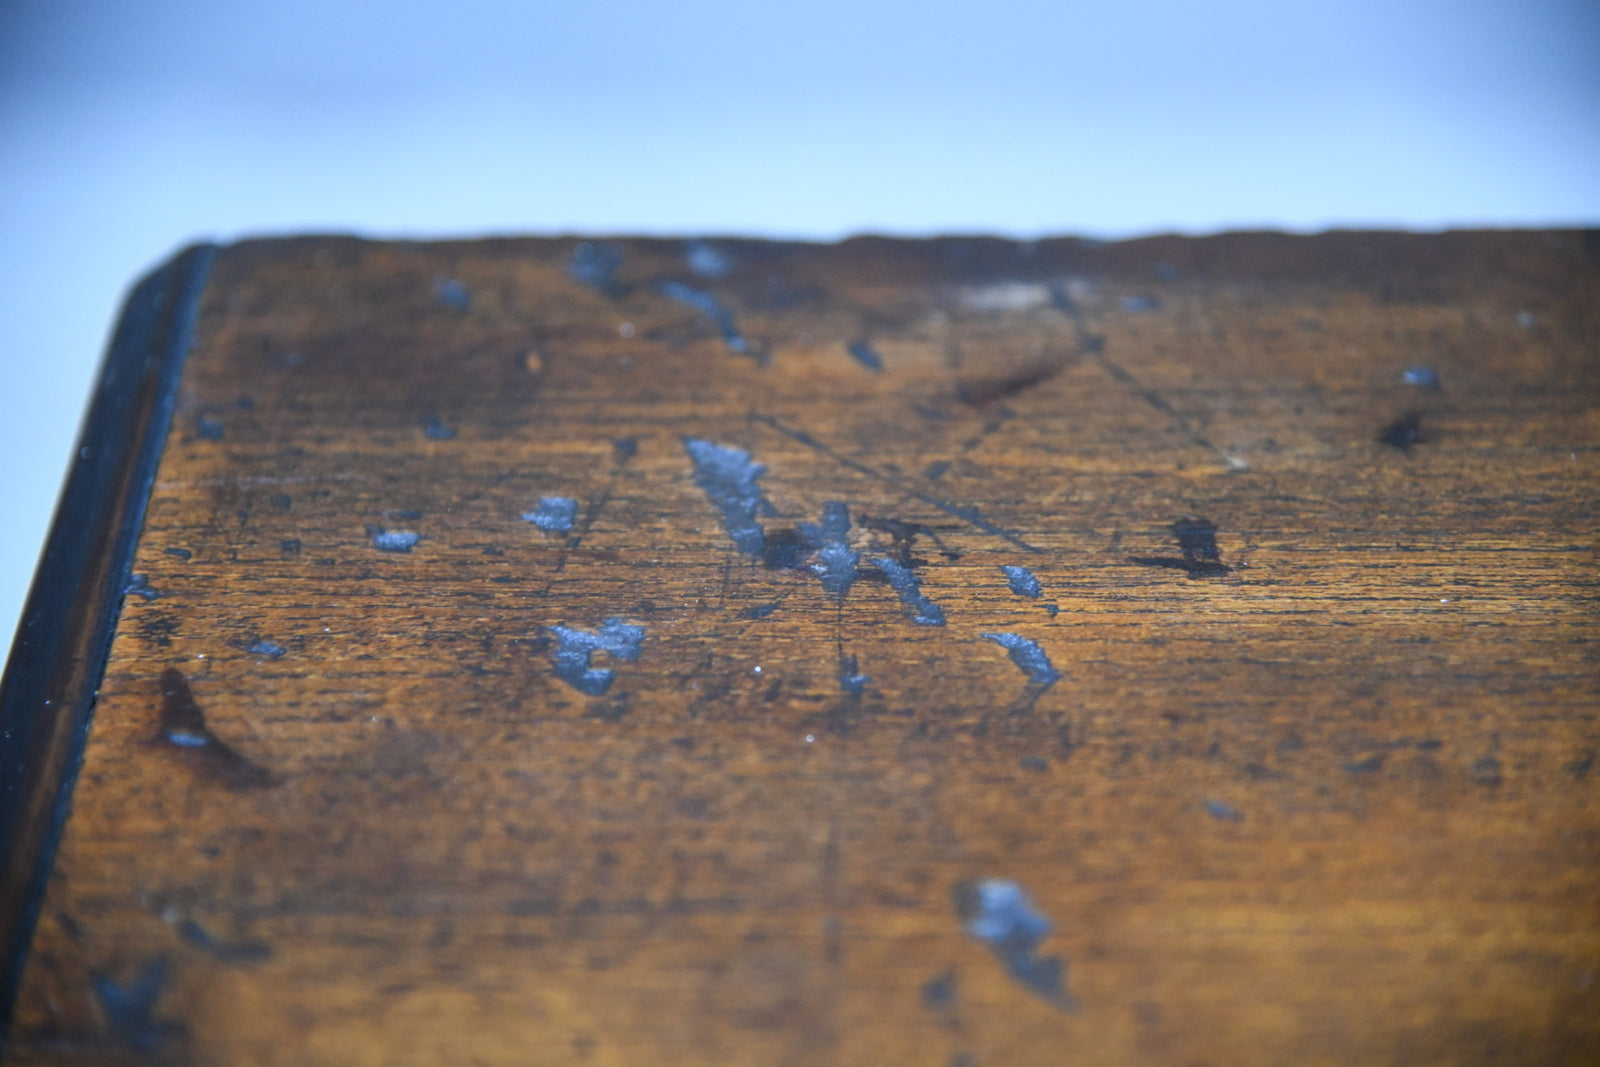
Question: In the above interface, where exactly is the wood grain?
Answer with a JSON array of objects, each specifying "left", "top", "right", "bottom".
[{"left": 5, "top": 231, "right": 1599, "bottom": 1065}]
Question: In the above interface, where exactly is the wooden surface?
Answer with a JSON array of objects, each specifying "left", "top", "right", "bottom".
[{"left": 6, "top": 231, "right": 1599, "bottom": 1065}]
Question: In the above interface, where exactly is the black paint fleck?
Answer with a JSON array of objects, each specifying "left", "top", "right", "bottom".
[
  {"left": 548, "top": 618, "right": 646, "bottom": 696},
  {"left": 1001, "top": 565, "right": 1042, "bottom": 598},
  {"left": 367, "top": 527, "right": 422, "bottom": 553},
  {"left": 1380, "top": 411, "right": 1424, "bottom": 450},
  {"left": 684, "top": 438, "right": 773, "bottom": 557},
  {"left": 1019, "top": 755, "right": 1049, "bottom": 772},
  {"left": 921, "top": 970, "right": 957, "bottom": 1010},
  {"left": 269, "top": 494, "right": 292, "bottom": 511},
  {"left": 872, "top": 557, "right": 946, "bottom": 626},
  {"left": 740, "top": 601, "right": 783, "bottom": 620},
  {"left": 163, "top": 547, "right": 192, "bottom": 561},
  {"left": 1130, "top": 516, "right": 1231, "bottom": 577},
  {"left": 523, "top": 496, "right": 579, "bottom": 534},
  {"left": 280, "top": 539, "right": 302, "bottom": 557},
  {"left": 847, "top": 340, "right": 884, "bottom": 372},
  {"left": 1471, "top": 755, "right": 1503, "bottom": 787},
  {"left": 155, "top": 669, "right": 277, "bottom": 790},
  {"left": 980, "top": 633, "right": 1059, "bottom": 685},
  {"left": 953, "top": 878, "right": 1073, "bottom": 1008}
]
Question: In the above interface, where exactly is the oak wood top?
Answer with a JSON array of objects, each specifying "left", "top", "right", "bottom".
[{"left": 6, "top": 231, "right": 1599, "bottom": 1065}]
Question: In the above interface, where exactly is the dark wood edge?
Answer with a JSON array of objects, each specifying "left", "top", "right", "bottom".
[{"left": 0, "top": 243, "right": 216, "bottom": 1043}]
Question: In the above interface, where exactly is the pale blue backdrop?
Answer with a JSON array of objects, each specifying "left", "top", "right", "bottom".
[{"left": 2, "top": 0, "right": 1597, "bottom": 648}]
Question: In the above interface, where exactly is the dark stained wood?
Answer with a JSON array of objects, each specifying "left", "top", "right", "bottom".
[{"left": 5, "top": 231, "right": 1599, "bottom": 1065}]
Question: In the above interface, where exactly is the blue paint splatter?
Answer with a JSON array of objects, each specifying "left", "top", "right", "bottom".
[
  {"left": 659, "top": 281, "right": 749, "bottom": 356},
  {"left": 1204, "top": 798, "right": 1243, "bottom": 822},
  {"left": 367, "top": 527, "right": 421, "bottom": 553},
  {"left": 523, "top": 496, "right": 579, "bottom": 534},
  {"left": 1401, "top": 366, "right": 1439, "bottom": 388},
  {"left": 1001, "top": 565, "right": 1042, "bottom": 598},
  {"left": 568, "top": 242, "right": 626, "bottom": 296},
  {"left": 124, "top": 574, "right": 161, "bottom": 601},
  {"left": 685, "top": 240, "right": 734, "bottom": 279},
  {"left": 433, "top": 277, "right": 471, "bottom": 310},
  {"left": 838, "top": 654, "right": 870, "bottom": 697},
  {"left": 801, "top": 501, "right": 860, "bottom": 601},
  {"left": 980, "top": 633, "right": 1060, "bottom": 685},
  {"left": 423, "top": 415, "right": 457, "bottom": 440},
  {"left": 92, "top": 957, "right": 179, "bottom": 1051},
  {"left": 548, "top": 618, "right": 646, "bottom": 696},
  {"left": 246, "top": 640, "right": 287, "bottom": 659},
  {"left": 954, "top": 879, "right": 1072, "bottom": 1007},
  {"left": 872, "top": 557, "right": 945, "bottom": 626},
  {"left": 847, "top": 341, "right": 883, "bottom": 372},
  {"left": 684, "top": 438, "right": 772, "bottom": 557}
]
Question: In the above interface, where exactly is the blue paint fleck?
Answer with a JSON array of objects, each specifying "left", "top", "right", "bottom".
[
  {"left": 659, "top": 281, "right": 750, "bottom": 356},
  {"left": 1001, "top": 565, "right": 1042, "bottom": 598},
  {"left": 954, "top": 879, "right": 1072, "bottom": 1007},
  {"left": 1121, "top": 295, "right": 1159, "bottom": 312},
  {"left": 740, "top": 600, "right": 783, "bottom": 620},
  {"left": 847, "top": 341, "right": 883, "bottom": 372},
  {"left": 367, "top": 527, "right": 421, "bottom": 553},
  {"left": 548, "top": 618, "right": 646, "bottom": 696},
  {"left": 1044, "top": 603, "right": 1060, "bottom": 617},
  {"left": 838, "top": 654, "right": 870, "bottom": 697},
  {"left": 195, "top": 415, "right": 225, "bottom": 441},
  {"left": 433, "top": 277, "right": 471, "bottom": 310},
  {"left": 1204, "top": 798, "right": 1243, "bottom": 822},
  {"left": 684, "top": 438, "right": 773, "bottom": 557},
  {"left": 872, "top": 557, "right": 946, "bottom": 626},
  {"left": 125, "top": 574, "right": 160, "bottom": 601},
  {"left": 801, "top": 501, "right": 860, "bottom": 601},
  {"left": 568, "top": 242, "right": 626, "bottom": 296},
  {"left": 523, "top": 496, "right": 579, "bottom": 534},
  {"left": 246, "top": 640, "right": 287, "bottom": 659},
  {"left": 163, "top": 547, "right": 192, "bottom": 561},
  {"left": 980, "top": 632, "right": 1060, "bottom": 685},
  {"left": 423, "top": 415, "right": 457, "bottom": 440},
  {"left": 1400, "top": 366, "right": 1439, "bottom": 388},
  {"left": 686, "top": 240, "right": 734, "bottom": 279},
  {"left": 92, "top": 957, "right": 178, "bottom": 1051}
]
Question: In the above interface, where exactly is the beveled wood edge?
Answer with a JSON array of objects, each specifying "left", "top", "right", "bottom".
[{"left": 0, "top": 244, "right": 216, "bottom": 1045}]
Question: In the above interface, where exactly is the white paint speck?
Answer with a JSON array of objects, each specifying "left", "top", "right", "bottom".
[
  {"left": 619, "top": 322, "right": 636, "bottom": 338},
  {"left": 752, "top": 665, "right": 762, "bottom": 674},
  {"left": 1440, "top": 598, "right": 1450, "bottom": 604},
  {"left": 804, "top": 734, "right": 815, "bottom": 743}
]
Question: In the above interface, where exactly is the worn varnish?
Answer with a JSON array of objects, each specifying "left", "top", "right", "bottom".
[{"left": 6, "top": 232, "right": 1600, "bottom": 1065}]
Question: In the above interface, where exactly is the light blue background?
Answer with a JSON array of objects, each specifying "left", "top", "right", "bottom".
[{"left": 2, "top": 0, "right": 1597, "bottom": 650}]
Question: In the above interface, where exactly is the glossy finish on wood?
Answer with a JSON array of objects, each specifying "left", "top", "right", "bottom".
[{"left": 5, "top": 232, "right": 1598, "bottom": 1065}]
